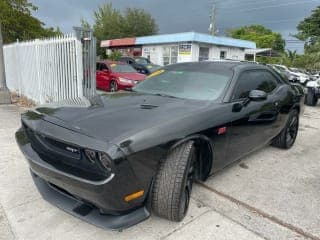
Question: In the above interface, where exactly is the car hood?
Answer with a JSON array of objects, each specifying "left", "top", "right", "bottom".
[
  {"left": 114, "top": 72, "right": 146, "bottom": 81},
  {"left": 27, "top": 93, "right": 210, "bottom": 144},
  {"left": 293, "top": 72, "right": 308, "bottom": 78}
]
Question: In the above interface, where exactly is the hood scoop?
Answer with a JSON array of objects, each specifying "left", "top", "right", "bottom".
[{"left": 140, "top": 104, "right": 159, "bottom": 110}]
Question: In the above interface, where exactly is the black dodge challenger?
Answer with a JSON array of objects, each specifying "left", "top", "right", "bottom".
[{"left": 16, "top": 62, "right": 304, "bottom": 230}]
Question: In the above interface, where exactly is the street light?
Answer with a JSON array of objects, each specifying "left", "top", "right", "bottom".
[{"left": 0, "top": 23, "right": 11, "bottom": 104}]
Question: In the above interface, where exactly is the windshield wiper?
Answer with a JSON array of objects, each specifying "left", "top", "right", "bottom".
[{"left": 154, "top": 93, "right": 181, "bottom": 99}]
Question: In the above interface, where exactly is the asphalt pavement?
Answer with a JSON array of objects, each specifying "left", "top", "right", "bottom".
[{"left": 0, "top": 104, "right": 319, "bottom": 240}]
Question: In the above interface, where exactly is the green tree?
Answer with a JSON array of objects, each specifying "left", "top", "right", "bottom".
[
  {"left": 122, "top": 8, "right": 158, "bottom": 37},
  {"left": 293, "top": 6, "right": 320, "bottom": 69},
  {"left": 84, "top": 2, "right": 158, "bottom": 57},
  {"left": 228, "top": 25, "right": 286, "bottom": 52},
  {"left": 295, "top": 6, "right": 320, "bottom": 42},
  {"left": 0, "top": 0, "right": 61, "bottom": 44},
  {"left": 80, "top": 17, "right": 91, "bottom": 32},
  {"left": 93, "top": 3, "right": 124, "bottom": 42}
]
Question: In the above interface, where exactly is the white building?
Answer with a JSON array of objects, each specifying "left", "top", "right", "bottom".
[{"left": 101, "top": 32, "right": 256, "bottom": 66}]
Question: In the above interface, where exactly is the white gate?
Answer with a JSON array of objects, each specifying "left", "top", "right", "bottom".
[{"left": 3, "top": 33, "right": 96, "bottom": 104}]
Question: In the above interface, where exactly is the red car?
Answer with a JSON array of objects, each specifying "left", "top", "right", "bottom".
[{"left": 96, "top": 61, "right": 146, "bottom": 92}]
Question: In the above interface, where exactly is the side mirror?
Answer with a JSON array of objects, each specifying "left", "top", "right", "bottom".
[{"left": 249, "top": 90, "right": 267, "bottom": 101}]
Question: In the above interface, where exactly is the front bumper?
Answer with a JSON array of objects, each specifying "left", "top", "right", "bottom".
[
  {"left": 31, "top": 171, "right": 150, "bottom": 230},
  {"left": 16, "top": 125, "right": 151, "bottom": 229}
]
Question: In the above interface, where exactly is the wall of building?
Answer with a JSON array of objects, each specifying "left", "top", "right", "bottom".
[
  {"left": 141, "top": 45, "right": 163, "bottom": 65},
  {"left": 141, "top": 42, "right": 246, "bottom": 65},
  {"left": 210, "top": 46, "right": 246, "bottom": 60}
]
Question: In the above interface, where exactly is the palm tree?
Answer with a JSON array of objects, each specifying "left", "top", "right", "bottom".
[{"left": 287, "top": 50, "right": 298, "bottom": 63}]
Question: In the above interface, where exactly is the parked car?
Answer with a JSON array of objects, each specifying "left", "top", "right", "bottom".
[
  {"left": 273, "top": 65, "right": 309, "bottom": 85},
  {"left": 119, "top": 56, "right": 161, "bottom": 75},
  {"left": 16, "top": 61, "right": 304, "bottom": 230},
  {"left": 96, "top": 61, "right": 146, "bottom": 92},
  {"left": 269, "top": 64, "right": 299, "bottom": 82},
  {"left": 305, "top": 79, "right": 320, "bottom": 106}
]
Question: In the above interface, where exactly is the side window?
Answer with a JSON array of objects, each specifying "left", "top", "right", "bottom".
[
  {"left": 100, "top": 64, "right": 108, "bottom": 71},
  {"left": 96, "top": 63, "right": 101, "bottom": 71},
  {"left": 233, "top": 70, "right": 279, "bottom": 100}
]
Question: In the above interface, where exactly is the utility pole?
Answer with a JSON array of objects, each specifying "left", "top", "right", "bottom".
[
  {"left": 208, "top": 1, "right": 217, "bottom": 36},
  {"left": 0, "top": 23, "right": 11, "bottom": 104}
]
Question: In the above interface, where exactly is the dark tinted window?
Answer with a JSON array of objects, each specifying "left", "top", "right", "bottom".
[
  {"left": 100, "top": 64, "right": 108, "bottom": 71},
  {"left": 133, "top": 69, "right": 232, "bottom": 101},
  {"left": 233, "top": 70, "right": 279, "bottom": 100},
  {"left": 96, "top": 63, "right": 101, "bottom": 71},
  {"left": 120, "top": 57, "right": 133, "bottom": 64},
  {"left": 96, "top": 63, "right": 108, "bottom": 71},
  {"left": 110, "top": 63, "right": 137, "bottom": 73}
]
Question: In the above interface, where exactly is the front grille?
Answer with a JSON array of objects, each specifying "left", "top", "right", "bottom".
[
  {"left": 25, "top": 127, "right": 80, "bottom": 160},
  {"left": 22, "top": 123, "right": 109, "bottom": 182}
]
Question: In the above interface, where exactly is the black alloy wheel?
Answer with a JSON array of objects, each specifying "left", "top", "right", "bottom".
[
  {"left": 152, "top": 141, "right": 197, "bottom": 222},
  {"left": 286, "top": 114, "right": 299, "bottom": 147}
]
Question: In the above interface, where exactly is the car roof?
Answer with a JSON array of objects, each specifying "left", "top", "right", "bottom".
[
  {"left": 97, "top": 60, "right": 127, "bottom": 65},
  {"left": 164, "top": 61, "right": 271, "bottom": 72},
  {"left": 119, "top": 56, "right": 134, "bottom": 60}
]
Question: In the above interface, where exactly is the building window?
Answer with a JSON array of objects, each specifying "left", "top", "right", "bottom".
[
  {"left": 163, "top": 46, "right": 178, "bottom": 65},
  {"left": 199, "top": 47, "right": 209, "bottom": 61},
  {"left": 220, "top": 51, "right": 226, "bottom": 59}
]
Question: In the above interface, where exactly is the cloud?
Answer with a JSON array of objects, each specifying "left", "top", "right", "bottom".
[{"left": 30, "top": 0, "right": 319, "bottom": 52}]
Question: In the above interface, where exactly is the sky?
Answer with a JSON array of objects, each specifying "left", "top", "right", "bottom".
[{"left": 30, "top": 0, "right": 320, "bottom": 53}]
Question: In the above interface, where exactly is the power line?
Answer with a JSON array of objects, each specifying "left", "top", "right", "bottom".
[
  {"left": 216, "top": 0, "right": 279, "bottom": 9},
  {"left": 215, "top": 0, "right": 279, "bottom": 5},
  {"left": 217, "top": 0, "right": 320, "bottom": 13}
]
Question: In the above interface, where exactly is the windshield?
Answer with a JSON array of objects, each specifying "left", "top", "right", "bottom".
[
  {"left": 135, "top": 57, "right": 151, "bottom": 65},
  {"left": 110, "top": 63, "right": 137, "bottom": 73},
  {"left": 133, "top": 68, "right": 232, "bottom": 101},
  {"left": 274, "top": 65, "right": 286, "bottom": 72},
  {"left": 289, "top": 68, "right": 300, "bottom": 73}
]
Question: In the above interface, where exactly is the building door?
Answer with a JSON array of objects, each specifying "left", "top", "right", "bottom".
[
  {"left": 163, "top": 46, "right": 178, "bottom": 65},
  {"left": 199, "top": 47, "right": 209, "bottom": 61}
]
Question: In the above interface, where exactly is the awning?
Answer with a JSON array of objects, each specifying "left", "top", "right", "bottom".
[{"left": 245, "top": 48, "right": 281, "bottom": 57}]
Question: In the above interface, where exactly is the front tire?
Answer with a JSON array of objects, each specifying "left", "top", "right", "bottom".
[
  {"left": 272, "top": 110, "right": 299, "bottom": 149},
  {"left": 152, "top": 141, "right": 196, "bottom": 222},
  {"left": 109, "top": 80, "right": 118, "bottom": 92},
  {"left": 305, "top": 88, "right": 318, "bottom": 106}
]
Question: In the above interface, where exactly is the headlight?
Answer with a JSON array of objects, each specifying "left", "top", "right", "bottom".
[
  {"left": 84, "top": 149, "right": 97, "bottom": 163},
  {"left": 119, "top": 77, "right": 134, "bottom": 84},
  {"left": 84, "top": 149, "right": 114, "bottom": 171},
  {"left": 98, "top": 152, "right": 114, "bottom": 171}
]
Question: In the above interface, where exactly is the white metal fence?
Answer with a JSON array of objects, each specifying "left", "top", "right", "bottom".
[{"left": 3, "top": 34, "right": 96, "bottom": 104}]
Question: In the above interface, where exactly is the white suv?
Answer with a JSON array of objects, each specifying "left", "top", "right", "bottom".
[
  {"left": 306, "top": 79, "right": 320, "bottom": 106},
  {"left": 273, "top": 65, "right": 309, "bottom": 85}
]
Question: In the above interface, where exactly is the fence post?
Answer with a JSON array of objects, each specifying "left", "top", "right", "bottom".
[
  {"left": 0, "top": 23, "right": 11, "bottom": 104},
  {"left": 73, "top": 27, "right": 97, "bottom": 98}
]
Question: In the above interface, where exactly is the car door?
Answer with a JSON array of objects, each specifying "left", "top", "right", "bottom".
[
  {"left": 224, "top": 69, "right": 284, "bottom": 165},
  {"left": 98, "top": 63, "right": 111, "bottom": 91},
  {"left": 96, "top": 63, "right": 103, "bottom": 89}
]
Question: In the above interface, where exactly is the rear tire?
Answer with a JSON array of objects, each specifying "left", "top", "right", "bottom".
[
  {"left": 305, "top": 88, "right": 318, "bottom": 106},
  {"left": 271, "top": 110, "right": 299, "bottom": 149},
  {"left": 152, "top": 141, "right": 196, "bottom": 222}
]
